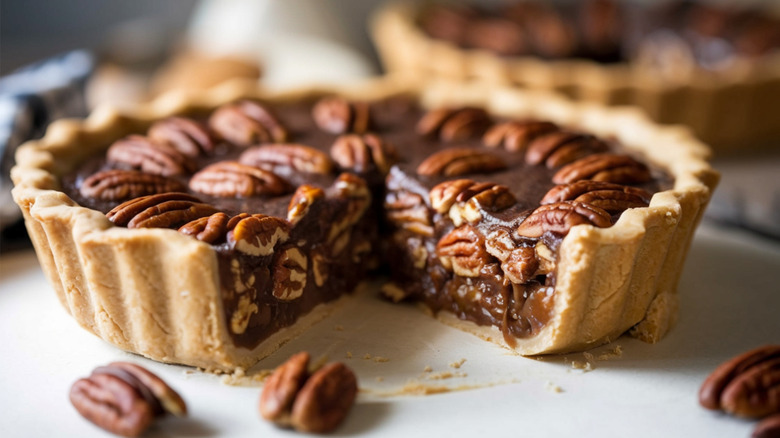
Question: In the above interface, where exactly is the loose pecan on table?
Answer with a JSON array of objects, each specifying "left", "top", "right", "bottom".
[
  {"left": 541, "top": 181, "right": 651, "bottom": 214},
  {"left": 106, "top": 135, "right": 196, "bottom": 177},
  {"left": 107, "top": 193, "right": 220, "bottom": 229},
  {"left": 79, "top": 169, "right": 186, "bottom": 202},
  {"left": 208, "top": 100, "right": 288, "bottom": 146},
  {"left": 189, "top": 161, "right": 291, "bottom": 198},
  {"left": 437, "top": 224, "right": 493, "bottom": 277},
  {"left": 552, "top": 153, "right": 652, "bottom": 185},
  {"left": 416, "top": 148, "right": 507, "bottom": 177},
  {"left": 330, "top": 133, "right": 398, "bottom": 174},
  {"left": 227, "top": 213, "right": 291, "bottom": 257},
  {"left": 525, "top": 131, "right": 609, "bottom": 168},
  {"left": 483, "top": 120, "right": 558, "bottom": 152},
  {"left": 70, "top": 362, "right": 186, "bottom": 437},
  {"left": 516, "top": 201, "right": 612, "bottom": 238},
  {"left": 312, "top": 96, "right": 371, "bottom": 134},
  {"left": 259, "top": 352, "right": 358, "bottom": 434},
  {"left": 416, "top": 107, "right": 491, "bottom": 142},
  {"left": 239, "top": 143, "right": 333, "bottom": 175},
  {"left": 148, "top": 117, "right": 215, "bottom": 158}
]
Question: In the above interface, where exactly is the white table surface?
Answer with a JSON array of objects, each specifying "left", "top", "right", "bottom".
[{"left": 1, "top": 221, "right": 779, "bottom": 438}]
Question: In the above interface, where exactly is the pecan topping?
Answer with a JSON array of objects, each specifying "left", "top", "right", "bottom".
[
  {"left": 272, "top": 247, "right": 308, "bottom": 301},
  {"left": 189, "top": 161, "right": 291, "bottom": 198},
  {"left": 208, "top": 100, "right": 287, "bottom": 146},
  {"left": 227, "top": 213, "right": 290, "bottom": 257},
  {"left": 259, "top": 352, "right": 358, "bottom": 433},
  {"left": 416, "top": 107, "right": 491, "bottom": 142},
  {"left": 700, "top": 345, "right": 780, "bottom": 418},
  {"left": 106, "top": 135, "right": 196, "bottom": 177},
  {"left": 287, "top": 185, "right": 325, "bottom": 225},
  {"left": 437, "top": 225, "right": 492, "bottom": 277},
  {"left": 385, "top": 190, "right": 433, "bottom": 236},
  {"left": 79, "top": 169, "right": 186, "bottom": 202},
  {"left": 239, "top": 143, "right": 333, "bottom": 175},
  {"left": 70, "top": 362, "right": 186, "bottom": 437},
  {"left": 330, "top": 133, "right": 398, "bottom": 174},
  {"left": 312, "top": 97, "right": 371, "bottom": 134},
  {"left": 552, "top": 153, "right": 652, "bottom": 185},
  {"left": 148, "top": 117, "right": 215, "bottom": 158},
  {"left": 178, "top": 212, "right": 231, "bottom": 244},
  {"left": 483, "top": 120, "right": 558, "bottom": 152},
  {"left": 107, "top": 193, "right": 219, "bottom": 229},
  {"left": 516, "top": 201, "right": 612, "bottom": 238},
  {"left": 525, "top": 131, "right": 608, "bottom": 168},
  {"left": 542, "top": 181, "right": 651, "bottom": 214},
  {"left": 430, "top": 178, "right": 516, "bottom": 214},
  {"left": 416, "top": 148, "right": 507, "bottom": 177}
]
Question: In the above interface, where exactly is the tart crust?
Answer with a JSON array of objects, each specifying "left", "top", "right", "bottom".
[
  {"left": 371, "top": 1, "right": 780, "bottom": 152},
  {"left": 11, "top": 78, "right": 718, "bottom": 370}
]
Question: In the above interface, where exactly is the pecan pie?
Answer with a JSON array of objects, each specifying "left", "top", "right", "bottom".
[
  {"left": 371, "top": 0, "right": 780, "bottom": 151},
  {"left": 11, "top": 80, "right": 718, "bottom": 370}
]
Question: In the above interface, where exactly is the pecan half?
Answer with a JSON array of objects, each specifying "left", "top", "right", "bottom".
[
  {"left": 327, "top": 173, "right": 371, "bottom": 245},
  {"left": 107, "top": 192, "right": 219, "bottom": 229},
  {"left": 227, "top": 213, "right": 290, "bottom": 257},
  {"left": 385, "top": 190, "right": 433, "bottom": 236},
  {"left": 754, "top": 414, "right": 780, "bottom": 438},
  {"left": 178, "top": 212, "right": 231, "bottom": 244},
  {"left": 287, "top": 185, "right": 325, "bottom": 225},
  {"left": 437, "top": 224, "right": 492, "bottom": 277},
  {"left": 148, "top": 117, "right": 215, "bottom": 158},
  {"left": 483, "top": 120, "right": 558, "bottom": 152},
  {"left": 259, "top": 352, "right": 358, "bottom": 434},
  {"left": 700, "top": 345, "right": 780, "bottom": 418},
  {"left": 79, "top": 169, "right": 186, "bottom": 202},
  {"left": 552, "top": 153, "right": 652, "bottom": 185},
  {"left": 312, "top": 97, "right": 371, "bottom": 134},
  {"left": 330, "top": 133, "right": 398, "bottom": 174},
  {"left": 525, "top": 131, "right": 609, "bottom": 168},
  {"left": 516, "top": 201, "right": 612, "bottom": 238},
  {"left": 416, "top": 148, "right": 507, "bottom": 177},
  {"left": 542, "top": 181, "right": 651, "bottom": 214},
  {"left": 239, "top": 143, "right": 333, "bottom": 175},
  {"left": 416, "top": 107, "right": 491, "bottom": 142},
  {"left": 106, "top": 135, "right": 196, "bottom": 177},
  {"left": 208, "top": 100, "right": 287, "bottom": 146},
  {"left": 429, "top": 179, "right": 516, "bottom": 225},
  {"left": 272, "top": 247, "right": 308, "bottom": 301},
  {"left": 189, "top": 161, "right": 291, "bottom": 198},
  {"left": 70, "top": 362, "right": 186, "bottom": 437},
  {"left": 485, "top": 229, "right": 539, "bottom": 284}
]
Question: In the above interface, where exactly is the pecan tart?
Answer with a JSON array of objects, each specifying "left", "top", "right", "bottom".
[
  {"left": 371, "top": 0, "right": 780, "bottom": 151},
  {"left": 11, "top": 80, "right": 718, "bottom": 370}
]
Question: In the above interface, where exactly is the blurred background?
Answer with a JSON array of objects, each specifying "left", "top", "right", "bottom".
[{"left": 2, "top": 0, "right": 779, "bottom": 251}]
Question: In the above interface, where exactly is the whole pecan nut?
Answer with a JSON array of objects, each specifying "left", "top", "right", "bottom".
[
  {"left": 753, "top": 414, "right": 780, "bottom": 438},
  {"left": 272, "top": 247, "right": 308, "bottom": 301},
  {"left": 416, "top": 148, "right": 507, "bottom": 177},
  {"left": 239, "top": 143, "right": 333, "bottom": 175},
  {"left": 70, "top": 362, "right": 186, "bottom": 437},
  {"left": 178, "top": 212, "right": 231, "bottom": 244},
  {"left": 209, "top": 100, "right": 287, "bottom": 146},
  {"left": 227, "top": 213, "right": 291, "bottom": 257},
  {"left": 437, "top": 224, "right": 492, "bottom": 277},
  {"left": 525, "top": 132, "right": 608, "bottom": 168},
  {"left": 416, "top": 107, "right": 491, "bottom": 142},
  {"left": 483, "top": 120, "right": 558, "bottom": 152},
  {"left": 541, "top": 181, "right": 651, "bottom": 214},
  {"left": 79, "top": 169, "right": 186, "bottom": 202},
  {"left": 700, "top": 345, "right": 780, "bottom": 418},
  {"left": 259, "top": 352, "right": 358, "bottom": 433},
  {"left": 106, "top": 192, "right": 220, "bottom": 229},
  {"left": 106, "top": 135, "right": 196, "bottom": 177},
  {"left": 330, "top": 133, "right": 398, "bottom": 174},
  {"left": 312, "top": 97, "right": 371, "bottom": 134},
  {"left": 552, "top": 153, "right": 652, "bottom": 185},
  {"left": 516, "top": 201, "right": 612, "bottom": 238},
  {"left": 148, "top": 117, "right": 215, "bottom": 158},
  {"left": 189, "top": 161, "right": 291, "bottom": 198}
]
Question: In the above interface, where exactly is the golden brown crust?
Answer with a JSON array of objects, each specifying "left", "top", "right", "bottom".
[
  {"left": 12, "top": 77, "right": 718, "bottom": 368},
  {"left": 371, "top": 1, "right": 780, "bottom": 152}
]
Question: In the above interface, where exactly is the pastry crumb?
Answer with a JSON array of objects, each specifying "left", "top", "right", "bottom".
[
  {"left": 597, "top": 345, "right": 623, "bottom": 361},
  {"left": 546, "top": 381, "right": 563, "bottom": 393},
  {"left": 373, "top": 356, "right": 390, "bottom": 363},
  {"left": 334, "top": 325, "right": 345, "bottom": 331},
  {"left": 571, "top": 360, "right": 593, "bottom": 372},
  {"left": 425, "top": 371, "right": 467, "bottom": 380},
  {"left": 252, "top": 369, "right": 273, "bottom": 382},
  {"left": 423, "top": 365, "right": 433, "bottom": 373},
  {"left": 346, "top": 351, "right": 353, "bottom": 359},
  {"left": 363, "top": 353, "right": 372, "bottom": 360},
  {"left": 449, "top": 358, "right": 467, "bottom": 369}
]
